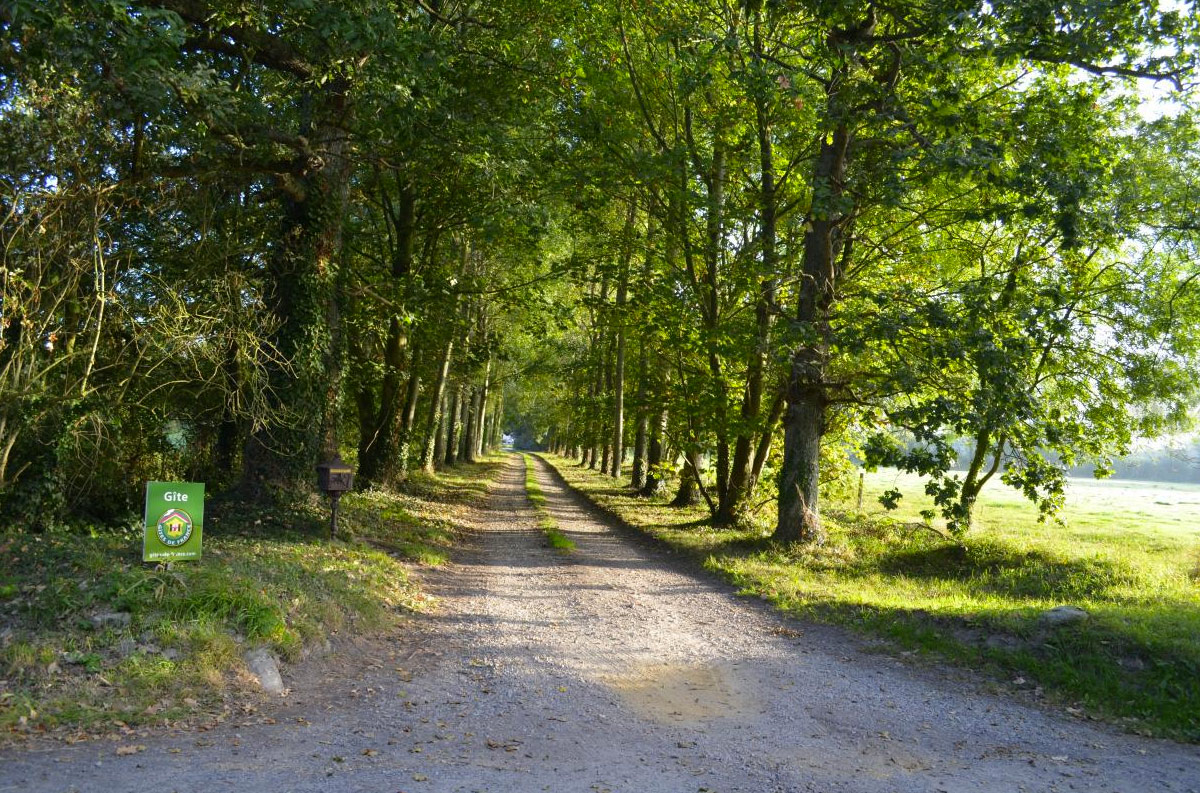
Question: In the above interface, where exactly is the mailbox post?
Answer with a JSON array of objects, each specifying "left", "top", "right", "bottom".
[{"left": 316, "top": 454, "right": 355, "bottom": 539}]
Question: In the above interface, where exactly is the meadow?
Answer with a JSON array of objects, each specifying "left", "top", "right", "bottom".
[{"left": 862, "top": 468, "right": 1200, "bottom": 543}]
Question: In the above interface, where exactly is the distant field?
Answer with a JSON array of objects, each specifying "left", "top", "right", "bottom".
[{"left": 857, "top": 469, "right": 1200, "bottom": 542}]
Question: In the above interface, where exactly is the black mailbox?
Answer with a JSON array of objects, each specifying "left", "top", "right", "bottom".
[
  {"left": 316, "top": 454, "right": 355, "bottom": 539},
  {"left": 316, "top": 454, "right": 355, "bottom": 494}
]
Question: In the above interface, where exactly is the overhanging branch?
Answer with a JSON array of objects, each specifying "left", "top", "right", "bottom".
[{"left": 155, "top": 0, "right": 316, "bottom": 79}]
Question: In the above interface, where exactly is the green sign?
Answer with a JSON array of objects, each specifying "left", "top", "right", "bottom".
[{"left": 143, "top": 481, "right": 204, "bottom": 562}]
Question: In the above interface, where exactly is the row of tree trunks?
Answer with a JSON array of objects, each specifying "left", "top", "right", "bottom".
[
  {"left": 357, "top": 183, "right": 417, "bottom": 486},
  {"left": 628, "top": 215, "right": 659, "bottom": 491},
  {"left": 468, "top": 354, "right": 491, "bottom": 461},
  {"left": 557, "top": 177, "right": 787, "bottom": 517}
]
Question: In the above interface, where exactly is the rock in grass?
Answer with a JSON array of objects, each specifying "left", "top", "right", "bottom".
[
  {"left": 985, "top": 634, "right": 1025, "bottom": 651},
  {"left": 90, "top": 611, "right": 132, "bottom": 629},
  {"left": 1039, "top": 605, "right": 1089, "bottom": 627},
  {"left": 244, "top": 648, "right": 284, "bottom": 693}
]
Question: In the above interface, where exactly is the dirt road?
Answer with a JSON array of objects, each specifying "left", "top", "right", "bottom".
[{"left": 3, "top": 454, "right": 1197, "bottom": 792}]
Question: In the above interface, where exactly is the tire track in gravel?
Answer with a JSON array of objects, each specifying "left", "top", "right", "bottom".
[{"left": 2, "top": 453, "right": 1197, "bottom": 793}]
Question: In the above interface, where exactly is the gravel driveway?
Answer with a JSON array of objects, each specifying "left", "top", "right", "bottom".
[{"left": 3, "top": 453, "right": 1197, "bottom": 792}]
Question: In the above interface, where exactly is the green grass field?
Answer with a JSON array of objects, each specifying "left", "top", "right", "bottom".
[
  {"left": 862, "top": 467, "right": 1200, "bottom": 541},
  {"left": 544, "top": 456, "right": 1200, "bottom": 741}
]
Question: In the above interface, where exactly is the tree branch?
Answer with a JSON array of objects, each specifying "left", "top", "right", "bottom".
[{"left": 155, "top": 0, "right": 316, "bottom": 79}]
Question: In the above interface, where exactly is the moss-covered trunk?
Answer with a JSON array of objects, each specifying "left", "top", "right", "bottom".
[{"left": 242, "top": 86, "right": 352, "bottom": 498}]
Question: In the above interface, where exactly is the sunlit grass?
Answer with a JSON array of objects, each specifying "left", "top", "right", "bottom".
[
  {"left": 542, "top": 454, "right": 1200, "bottom": 741},
  {"left": 0, "top": 455, "right": 510, "bottom": 739},
  {"left": 524, "top": 454, "right": 575, "bottom": 552}
]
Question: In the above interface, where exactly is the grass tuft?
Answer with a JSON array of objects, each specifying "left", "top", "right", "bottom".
[{"left": 523, "top": 455, "right": 574, "bottom": 552}]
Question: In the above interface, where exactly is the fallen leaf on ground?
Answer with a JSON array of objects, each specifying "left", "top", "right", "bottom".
[{"left": 115, "top": 745, "right": 146, "bottom": 756}]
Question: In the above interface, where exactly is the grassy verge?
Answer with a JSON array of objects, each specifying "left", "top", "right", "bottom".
[
  {"left": 523, "top": 454, "right": 574, "bottom": 552},
  {"left": 0, "top": 456, "right": 508, "bottom": 742},
  {"left": 540, "top": 453, "right": 1200, "bottom": 742}
]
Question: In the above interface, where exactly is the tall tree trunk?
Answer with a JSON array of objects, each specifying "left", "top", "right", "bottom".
[
  {"left": 599, "top": 335, "right": 613, "bottom": 473},
  {"left": 714, "top": 432, "right": 731, "bottom": 521},
  {"left": 955, "top": 430, "right": 1006, "bottom": 535},
  {"left": 704, "top": 143, "right": 732, "bottom": 521},
  {"left": 610, "top": 202, "right": 635, "bottom": 478},
  {"left": 631, "top": 399, "right": 648, "bottom": 490},
  {"left": 590, "top": 270, "right": 610, "bottom": 470},
  {"left": 774, "top": 122, "right": 850, "bottom": 544},
  {"left": 611, "top": 330, "right": 626, "bottom": 479},
  {"left": 395, "top": 346, "right": 422, "bottom": 476},
  {"left": 357, "top": 184, "right": 416, "bottom": 486},
  {"left": 671, "top": 449, "right": 701, "bottom": 507},
  {"left": 459, "top": 386, "right": 474, "bottom": 462},
  {"left": 641, "top": 407, "right": 667, "bottom": 496},
  {"left": 630, "top": 316, "right": 649, "bottom": 490},
  {"left": 243, "top": 84, "right": 352, "bottom": 496},
  {"left": 433, "top": 388, "right": 449, "bottom": 466},
  {"left": 420, "top": 335, "right": 454, "bottom": 473},
  {"left": 749, "top": 390, "right": 785, "bottom": 493},
  {"left": 491, "top": 392, "right": 504, "bottom": 450},
  {"left": 444, "top": 383, "right": 461, "bottom": 465},
  {"left": 473, "top": 356, "right": 491, "bottom": 460}
]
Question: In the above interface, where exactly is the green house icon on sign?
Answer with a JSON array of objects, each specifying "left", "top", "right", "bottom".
[{"left": 157, "top": 509, "right": 193, "bottom": 547}]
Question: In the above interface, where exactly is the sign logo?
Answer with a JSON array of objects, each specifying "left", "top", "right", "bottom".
[
  {"left": 156, "top": 508, "right": 193, "bottom": 547},
  {"left": 144, "top": 481, "right": 204, "bottom": 562}
]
